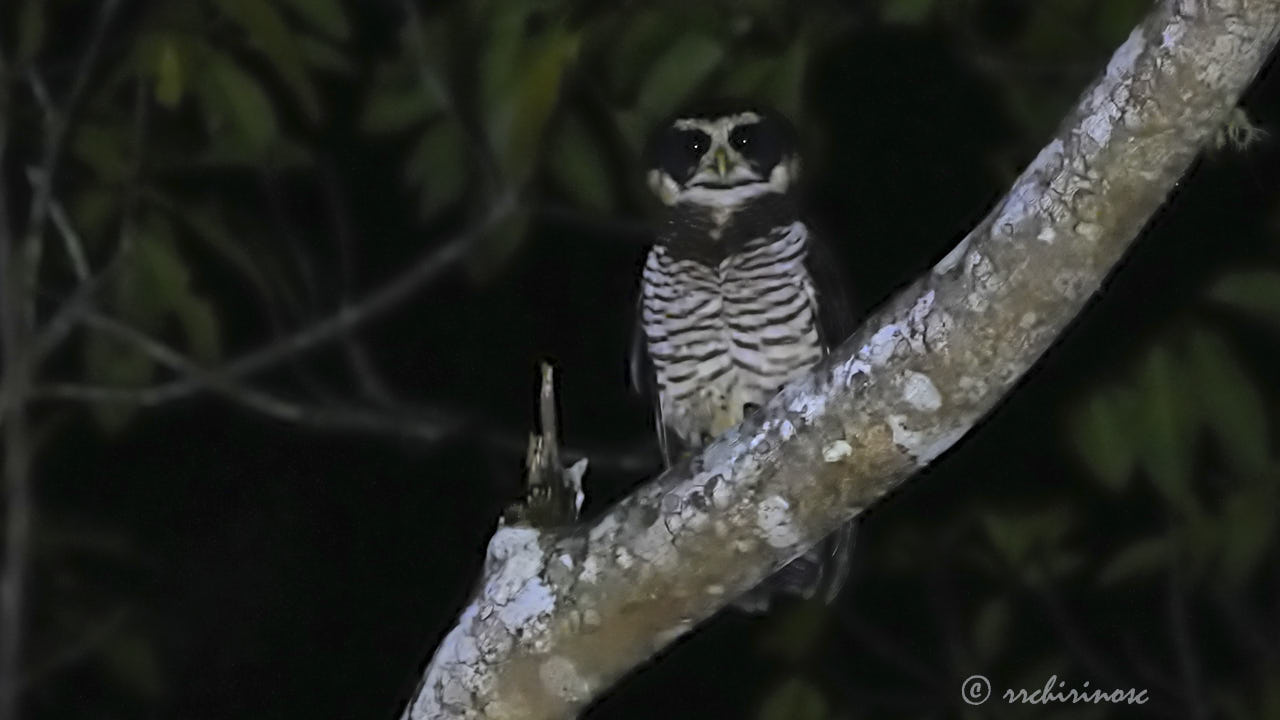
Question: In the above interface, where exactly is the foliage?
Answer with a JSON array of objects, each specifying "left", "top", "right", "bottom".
[{"left": 2, "top": 0, "right": 1278, "bottom": 718}]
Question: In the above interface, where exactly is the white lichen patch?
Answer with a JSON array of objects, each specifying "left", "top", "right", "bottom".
[
  {"left": 860, "top": 323, "right": 902, "bottom": 366},
  {"left": 579, "top": 555, "right": 600, "bottom": 584},
  {"left": 779, "top": 419, "right": 797, "bottom": 441},
  {"left": 908, "top": 290, "right": 935, "bottom": 327},
  {"left": 925, "top": 310, "right": 954, "bottom": 350},
  {"left": 587, "top": 513, "right": 620, "bottom": 545},
  {"left": 495, "top": 577, "right": 555, "bottom": 631},
  {"left": 478, "top": 527, "right": 555, "bottom": 635},
  {"left": 889, "top": 416, "right": 971, "bottom": 465},
  {"left": 1107, "top": 27, "right": 1145, "bottom": 80},
  {"left": 785, "top": 391, "right": 827, "bottom": 424},
  {"left": 405, "top": 604, "right": 485, "bottom": 719},
  {"left": 993, "top": 139, "right": 1065, "bottom": 236},
  {"left": 832, "top": 357, "right": 873, "bottom": 388},
  {"left": 901, "top": 371, "right": 943, "bottom": 412},
  {"left": 540, "top": 656, "right": 589, "bottom": 702},
  {"left": 957, "top": 375, "right": 990, "bottom": 404},
  {"left": 887, "top": 415, "right": 924, "bottom": 457},
  {"left": 756, "top": 496, "right": 802, "bottom": 549},
  {"left": 614, "top": 547, "right": 635, "bottom": 570},
  {"left": 630, "top": 519, "right": 679, "bottom": 569},
  {"left": 823, "top": 440, "right": 854, "bottom": 463}
]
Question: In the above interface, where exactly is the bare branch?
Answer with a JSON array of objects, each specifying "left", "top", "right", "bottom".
[
  {"left": 0, "top": 67, "right": 34, "bottom": 720},
  {"left": 75, "top": 313, "right": 460, "bottom": 443},
  {"left": 402, "top": 2, "right": 1280, "bottom": 717},
  {"left": 20, "top": 0, "right": 123, "bottom": 314},
  {"left": 40, "top": 310, "right": 657, "bottom": 475},
  {"left": 38, "top": 197, "right": 514, "bottom": 409}
]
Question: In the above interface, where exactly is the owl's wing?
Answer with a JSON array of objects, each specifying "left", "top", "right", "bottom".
[
  {"left": 629, "top": 300, "right": 683, "bottom": 466},
  {"left": 804, "top": 228, "right": 857, "bottom": 352}
]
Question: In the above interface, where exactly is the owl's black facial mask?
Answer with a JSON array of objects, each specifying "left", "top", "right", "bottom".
[{"left": 646, "top": 106, "right": 801, "bottom": 207}]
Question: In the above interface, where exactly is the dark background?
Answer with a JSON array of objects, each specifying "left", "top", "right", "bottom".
[{"left": 3, "top": 1, "right": 1279, "bottom": 718}]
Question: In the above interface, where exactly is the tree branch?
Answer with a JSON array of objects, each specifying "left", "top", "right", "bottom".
[
  {"left": 29, "top": 196, "right": 514, "bottom": 409},
  {"left": 36, "top": 313, "right": 656, "bottom": 475},
  {"left": 401, "top": 2, "right": 1280, "bottom": 717},
  {"left": 0, "top": 59, "right": 34, "bottom": 720}
]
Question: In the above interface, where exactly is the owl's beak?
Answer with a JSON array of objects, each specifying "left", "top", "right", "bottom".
[{"left": 714, "top": 147, "right": 729, "bottom": 178}]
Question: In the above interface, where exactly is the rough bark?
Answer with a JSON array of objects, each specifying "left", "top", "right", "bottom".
[{"left": 402, "top": 1, "right": 1280, "bottom": 718}]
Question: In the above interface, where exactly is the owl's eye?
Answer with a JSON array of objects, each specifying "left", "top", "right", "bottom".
[
  {"left": 729, "top": 125, "right": 756, "bottom": 152},
  {"left": 680, "top": 130, "right": 709, "bottom": 157}
]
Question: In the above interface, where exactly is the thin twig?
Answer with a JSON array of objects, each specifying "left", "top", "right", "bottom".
[
  {"left": 45, "top": 195, "right": 90, "bottom": 281},
  {"left": 77, "top": 313, "right": 460, "bottom": 442},
  {"left": 20, "top": 0, "right": 123, "bottom": 319},
  {"left": 0, "top": 66, "right": 34, "bottom": 720},
  {"left": 322, "top": 161, "right": 395, "bottom": 406},
  {"left": 35, "top": 197, "right": 514, "bottom": 408}
]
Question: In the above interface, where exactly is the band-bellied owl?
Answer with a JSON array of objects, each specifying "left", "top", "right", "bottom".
[{"left": 631, "top": 101, "right": 855, "bottom": 612}]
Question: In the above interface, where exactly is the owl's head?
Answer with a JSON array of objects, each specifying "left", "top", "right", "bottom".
[{"left": 645, "top": 101, "right": 801, "bottom": 208}]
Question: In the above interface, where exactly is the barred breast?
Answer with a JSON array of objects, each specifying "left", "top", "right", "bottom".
[{"left": 640, "top": 221, "right": 823, "bottom": 453}]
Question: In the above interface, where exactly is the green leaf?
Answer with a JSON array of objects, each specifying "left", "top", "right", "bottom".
[
  {"left": 155, "top": 38, "right": 185, "bottom": 109},
  {"left": 204, "top": 53, "right": 279, "bottom": 151},
  {"left": 1209, "top": 270, "right": 1280, "bottom": 331},
  {"left": 720, "top": 57, "right": 776, "bottom": 100},
  {"left": 980, "top": 508, "right": 1073, "bottom": 580},
  {"left": 757, "top": 676, "right": 828, "bottom": 720},
  {"left": 215, "top": 0, "right": 321, "bottom": 120},
  {"left": 485, "top": 27, "right": 580, "bottom": 183},
  {"left": 1217, "top": 486, "right": 1277, "bottom": 587},
  {"left": 1187, "top": 329, "right": 1269, "bottom": 476},
  {"left": 612, "top": 108, "right": 649, "bottom": 155},
  {"left": 1136, "top": 346, "right": 1197, "bottom": 512},
  {"left": 1097, "top": 537, "right": 1169, "bottom": 585},
  {"left": 1067, "top": 389, "right": 1137, "bottom": 491},
  {"left": 360, "top": 65, "right": 445, "bottom": 134},
  {"left": 73, "top": 124, "right": 132, "bottom": 182},
  {"left": 765, "top": 40, "right": 809, "bottom": 122},
  {"left": 298, "top": 36, "right": 354, "bottom": 74},
  {"left": 547, "top": 114, "right": 614, "bottom": 212},
  {"left": 635, "top": 34, "right": 724, "bottom": 119},
  {"left": 72, "top": 186, "right": 118, "bottom": 243},
  {"left": 16, "top": 0, "right": 46, "bottom": 63},
  {"left": 404, "top": 119, "right": 470, "bottom": 219},
  {"left": 882, "top": 0, "right": 935, "bottom": 25},
  {"left": 275, "top": 0, "right": 350, "bottom": 40},
  {"left": 605, "top": 11, "right": 670, "bottom": 99}
]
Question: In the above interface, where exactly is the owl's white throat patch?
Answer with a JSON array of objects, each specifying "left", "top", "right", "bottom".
[{"left": 652, "top": 158, "right": 799, "bottom": 210}]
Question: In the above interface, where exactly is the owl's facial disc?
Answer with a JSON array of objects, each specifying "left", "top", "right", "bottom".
[{"left": 647, "top": 109, "right": 800, "bottom": 208}]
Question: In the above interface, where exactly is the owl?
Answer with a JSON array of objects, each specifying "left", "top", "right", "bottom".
[{"left": 631, "top": 101, "right": 855, "bottom": 613}]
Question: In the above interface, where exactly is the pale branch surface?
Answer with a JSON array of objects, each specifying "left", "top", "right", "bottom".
[{"left": 404, "top": 2, "right": 1280, "bottom": 718}]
